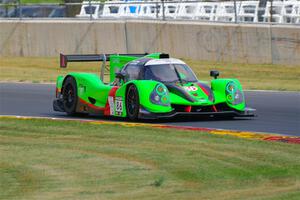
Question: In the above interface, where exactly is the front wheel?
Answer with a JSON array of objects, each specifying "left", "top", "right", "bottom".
[
  {"left": 62, "top": 76, "right": 78, "bottom": 115},
  {"left": 126, "top": 84, "right": 140, "bottom": 120}
]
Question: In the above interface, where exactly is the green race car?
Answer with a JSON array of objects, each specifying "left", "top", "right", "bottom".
[{"left": 53, "top": 53, "right": 255, "bottom": 120}]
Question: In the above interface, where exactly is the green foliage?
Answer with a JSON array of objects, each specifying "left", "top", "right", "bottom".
[{"left": 152, "top": 176, "right": 164, "bottom": 187}]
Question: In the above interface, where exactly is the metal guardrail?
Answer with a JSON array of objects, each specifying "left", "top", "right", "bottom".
[{"left": 0, "top": 0, "right": 299, "bottom": 24}]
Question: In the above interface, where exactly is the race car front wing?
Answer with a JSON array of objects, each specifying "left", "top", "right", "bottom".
[{"left": 138, "top": 107, "right": 256, "bottom": 119}]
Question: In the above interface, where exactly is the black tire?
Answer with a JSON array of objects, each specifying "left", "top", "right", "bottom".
[
  {"left": 126, "top": 84, "right": 140, "bottom": 120},
  {"left": 62, "top": 76, "right": 78, "bottom": 115}
]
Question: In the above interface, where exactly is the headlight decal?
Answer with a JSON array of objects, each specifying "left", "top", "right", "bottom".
[
  {"left": 225, "top": 82, "right": 244, "bottom": 105},
  {"left": 156, "top": 85, "right": 166, "bottom": 95},
  {"left": 226, "top": 82, "right": 237, "bottom": 93},
  {"left": 150, "top": 84, "right": 170, "bottom": 106}
]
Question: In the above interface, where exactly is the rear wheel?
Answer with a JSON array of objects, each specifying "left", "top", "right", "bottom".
[
  {"left": 126, "top": 84, "right": 140, "bottom": 120},
  {"left": 62, "top": 76, "right": 78, "bottom": 115}
]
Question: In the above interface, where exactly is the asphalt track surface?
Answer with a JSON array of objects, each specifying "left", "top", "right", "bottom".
[{"left": 0, "top": 83, "right": 299, "bottom": 136}]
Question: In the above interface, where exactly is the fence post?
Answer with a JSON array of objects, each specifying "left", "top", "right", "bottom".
[
  {"left": 89, "top": 0, "right": 92, "bottom": 20},
  {"left": 18, "top": 0, "right": 22, "bottom": 20},
  {"left": 162, "top": 0, "right": 165, "bottom": 20},
  {"left": 270, "top": 0, "right": 273, "bottom": 23},
  {"left": 233, "top": 0, "right": 238, "bottom": 23},
  {"left": 156, "top": 2, "right": 158, "bottom": 19}
]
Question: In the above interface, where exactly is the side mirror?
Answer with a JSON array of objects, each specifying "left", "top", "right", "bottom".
[
  {"left": 210, "top": 70, "right": 219, "bottom": 79},
  {"left": 115, "top": 71, "right": 126, "bottom": 80}
]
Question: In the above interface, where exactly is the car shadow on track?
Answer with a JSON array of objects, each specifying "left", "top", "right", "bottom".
[
  {"left": 140, "top": 116, "right": 252, "bottom": 124},
  {"left": 50, "top": 112, "right": 252, "bottom": 125}
]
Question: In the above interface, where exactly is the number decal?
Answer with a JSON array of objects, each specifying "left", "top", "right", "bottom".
[
  {"left": 115, "top": 97, "right": 123, "bottom": 116},
  {"left": 184, "top": 86, "right": 198, "bottom": 92}
]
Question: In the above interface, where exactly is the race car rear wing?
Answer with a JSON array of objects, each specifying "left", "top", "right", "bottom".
[
  {"left": 59, "top": 53, "right": 169, "bottom": 82},
  {"left": 60, "top": 53, "right": 148, "bottom": 82},
  {"left": 60, "top": 53, "right": 148, "bottom": 68}
]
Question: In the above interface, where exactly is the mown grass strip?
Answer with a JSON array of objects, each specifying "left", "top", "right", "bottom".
[{"left": 0, "top": 117, "right": 300, "bottom": 200}]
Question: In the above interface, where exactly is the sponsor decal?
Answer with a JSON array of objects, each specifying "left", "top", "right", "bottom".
[
  {"left": 198, "top": 98, "right": 206, "bottom": 102},
  {"left": 115, "top": 97, "right": 123, "bottom": 116},
  {"left": 79, "top": 85, "right": 85, "bottom": 95},
  {"left": 184, "top": 86, "right": 198, "bottom": 92},
  {"left": 108, "top": 96, "right": 114, "bottom": 115}
]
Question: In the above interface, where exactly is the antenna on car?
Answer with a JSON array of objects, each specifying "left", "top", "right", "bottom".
[{"left": 100, "top": 54, "right": 106, "bottom": 81}]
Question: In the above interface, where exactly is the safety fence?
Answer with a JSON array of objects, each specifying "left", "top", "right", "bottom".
[{"left": 0, "top": 0, "right": 299, "bottom": 24}]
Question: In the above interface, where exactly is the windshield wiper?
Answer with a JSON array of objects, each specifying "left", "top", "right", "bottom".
[
  {"left": 174, "top": 66, "right": 183, "bottom": 85},
  {"left": 163, "top": 80, "right": 179, "bottom": 83}
]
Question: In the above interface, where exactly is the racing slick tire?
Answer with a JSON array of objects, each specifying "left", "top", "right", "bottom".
[
  {"left": 126, "top": 84, "right": 140, "bottom": 120},
  {"left": 62, "top": 76, "right": 78, "bottom": 116}
]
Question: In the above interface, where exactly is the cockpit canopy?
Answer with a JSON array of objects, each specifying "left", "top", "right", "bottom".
[{"left": 121, "top": 58, "right": 198, "bottom": 83}]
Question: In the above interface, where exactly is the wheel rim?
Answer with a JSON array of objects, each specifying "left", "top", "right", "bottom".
[
  {"left": 127, "top": 86, "right": 138, "bottom": 116},
  {"left": 63, "top": 83, "right": 75, "bottom": 108}
]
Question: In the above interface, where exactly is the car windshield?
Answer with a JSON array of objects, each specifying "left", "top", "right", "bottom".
[{"left": 144, "top": 64, "right": 197, "bottom": 83}]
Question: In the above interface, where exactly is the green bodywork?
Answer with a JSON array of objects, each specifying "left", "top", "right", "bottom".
[{"left": 56, "top": 53, "right": 246, "bottom": 118}]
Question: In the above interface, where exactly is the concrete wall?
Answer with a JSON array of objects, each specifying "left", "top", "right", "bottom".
[{"left": 1, "top": 20, "right": 299, "bottom": 65}]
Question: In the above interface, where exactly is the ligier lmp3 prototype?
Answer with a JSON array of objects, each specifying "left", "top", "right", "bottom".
[{"left": 53, "top": 53, "right": 255, "bottom": 120}]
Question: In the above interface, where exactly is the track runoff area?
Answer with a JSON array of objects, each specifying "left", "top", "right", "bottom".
[
  {"left": 1, "top": 115, "right": 299, "bottom": 144},
  {"left": 0, "top": 83, "right": 299, "bottom": 144}
]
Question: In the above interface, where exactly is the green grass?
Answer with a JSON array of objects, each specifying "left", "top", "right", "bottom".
[
  {"left": 0, "top": 57, "right": 300, "bottom": 91},
  {"left": 1, "top": 118, "right": 300, "bottom": 200},
  {"left": 0, "top": 57, "right": 101, "bottom": 83}
]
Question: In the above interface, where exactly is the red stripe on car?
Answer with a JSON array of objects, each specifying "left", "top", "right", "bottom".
[
  {"left": 184, "top": 106, "right": 192, "bottom": 112},
  {"left": 79, "top": 98, "right": 105, "bottom": 111},
  {"left": 197, "top": 83, "right": 210, "bottom": 97},
  {"left": 212, "top": 105, "right": 217, "bottom": 112},
  {"left": 104, "top": 86, "right": 119, "bottom": 116}
]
